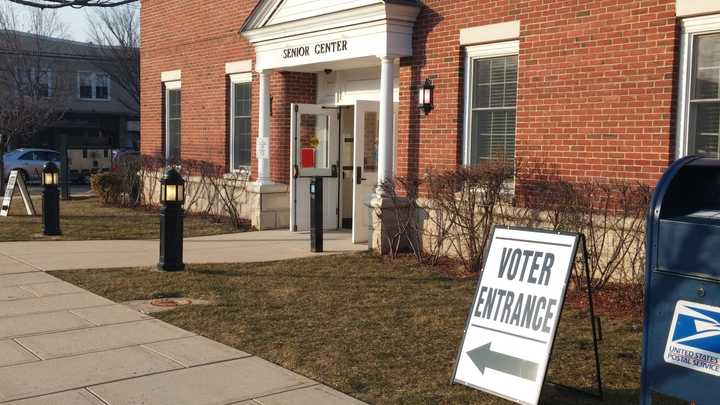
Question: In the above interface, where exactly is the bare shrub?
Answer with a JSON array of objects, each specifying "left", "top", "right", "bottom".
[
  {"left": 89, "top": 171, "right": 123, "bottom": 204},
  {"left": 103, "top": 154, "right": 251, "bottom": 230},
  {"left": 421, "top": 172, "right": 455, "bottom": 265},
  {"left": 111, "top": 154, "right": 143, "bottom": 207},
  {"left": 176, "top": 160, "right": 217, "bottom": 216},
  {"left": 426, "top": 161, "right": 515, "bottom": 272},
  {"left": 576, "top": 181, "right": 651, "bottom": 291},
  {"left": 419, "top": 160, "right": 650, "bottom": 291},
  {"left": 205, "top": 167, "right": 250, "bottom": 230},
  {"left": 129, "top": 155, "right": 161, "bottom": 207},
  {"left": 522, "top": 179, "right": 585, "bottom": 232},
  {"left": 375, "top": 177, "right": 423, "bottom": 261},
  {"left": 520, "top": 167, "right": 651, "bottom": 293}
]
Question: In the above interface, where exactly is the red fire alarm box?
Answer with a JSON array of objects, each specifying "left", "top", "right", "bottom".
[{"left": 300, "top": 148, "right": 316, "bottom": 168}]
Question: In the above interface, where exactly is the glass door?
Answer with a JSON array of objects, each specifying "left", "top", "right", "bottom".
[
  {"left": 352, "top": 100, "right": 379, "bottom": 243},
  {"left": 290, "top": 103, "right": 340, "bottom": 232}
]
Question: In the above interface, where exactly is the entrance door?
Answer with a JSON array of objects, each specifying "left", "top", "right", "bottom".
[
  {"left": 352, "top": 100, "right": 380, "bottom": 243},
  {"left": 290, "top": 103, "right": 340, "bottom": 232}
]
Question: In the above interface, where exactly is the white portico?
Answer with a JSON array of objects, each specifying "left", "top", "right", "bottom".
[{"left": 241, "top": 0, "right": 419, "bottom": 243}]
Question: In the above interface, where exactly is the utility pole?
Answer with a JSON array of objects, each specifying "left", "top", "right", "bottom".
[
  {"left": 59, "top": 132, "right": 70, "bottom": 200},
  {"left": 0, "top": 133, "right": 5, "bottom": 193}
]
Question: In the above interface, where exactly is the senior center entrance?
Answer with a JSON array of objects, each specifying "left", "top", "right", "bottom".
[
  {"left": 241, "top": 0, "right": 419, "bottom": 244},
  {"left": 291, "top": 94, "right": 394, "bottom": 243}
]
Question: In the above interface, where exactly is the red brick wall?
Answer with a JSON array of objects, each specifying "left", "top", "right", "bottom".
[
  {"left": 140, "top": 0, "right": 258, "bottom": 173},
  {"left": 143, "top": 0, "right": 680, "bottom": 187},
  {"left": 269, "top": 72, "right": 317, "bottom": 184},
  {"left": 141, "top": 1, "right": 319, "bottom": 184},
  {"left": 397, "top": 0, "right": 678, "bottom": 185}
]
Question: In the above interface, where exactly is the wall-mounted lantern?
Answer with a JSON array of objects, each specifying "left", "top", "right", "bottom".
[{"left": 418, "top": 78, "right": 434, "bottom": 115}]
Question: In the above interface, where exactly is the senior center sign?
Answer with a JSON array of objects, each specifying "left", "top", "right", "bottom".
[{"left": 452, "top": 226, "right": 580, "bottom": 405}]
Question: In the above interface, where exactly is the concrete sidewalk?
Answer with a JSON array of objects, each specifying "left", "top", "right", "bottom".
[
  {"left": 0, "top": 230, "right": 366, "bottom": 271},
  {"left": 0, "top": 254, "right": 366, "bottom": 404}
]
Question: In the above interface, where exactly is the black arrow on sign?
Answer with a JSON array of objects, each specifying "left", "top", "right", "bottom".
[{"left": 467, "top": 342, "right": 539, "bottom": 382}]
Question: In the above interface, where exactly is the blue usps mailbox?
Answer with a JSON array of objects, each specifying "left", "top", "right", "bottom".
[{"left": 642, "top": 156, "right": 720, "bottom": 405}]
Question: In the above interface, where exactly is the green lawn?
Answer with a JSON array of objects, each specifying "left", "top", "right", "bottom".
[
  {"left": 51, "top": 254, "right": 685, "bottom": 405},
  {"left": 0, "top": 196, "right": 243, "bottom": 241}
]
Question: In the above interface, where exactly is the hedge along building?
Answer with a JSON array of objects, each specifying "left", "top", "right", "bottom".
[{"left": 141, "top": 0, "right": 720, "bottom": 246}]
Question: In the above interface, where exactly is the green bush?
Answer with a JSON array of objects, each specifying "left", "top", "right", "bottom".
[{"left": 90, "top": 172, "right": 125, "bottom": 204}]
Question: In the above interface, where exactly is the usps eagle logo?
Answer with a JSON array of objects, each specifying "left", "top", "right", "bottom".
[{"left": 664, "top": 301, "right": 720, "bottom": 377}]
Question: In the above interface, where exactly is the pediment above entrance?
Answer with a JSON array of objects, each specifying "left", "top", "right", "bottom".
[
  {"left": 241, "top": 0, "right": 419, "bottom": 71},
  {"left": 242, "top": 0, "right": 419, "bottom": 31}
]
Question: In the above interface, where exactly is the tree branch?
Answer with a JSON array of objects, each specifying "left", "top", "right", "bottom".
[
  {"left": 8, "top": 0, "right": 137, "bottom": 9},
  {"left": 87, "top": 7, "right": 140, "bottom": 114}
]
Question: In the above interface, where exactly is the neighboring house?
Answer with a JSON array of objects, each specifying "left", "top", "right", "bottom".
[
  {"left": 140, "top": 0, "right": 716, "bottom": 240},
  {"left": 0, "top": 31, "right": 139, "bottom": 177}
]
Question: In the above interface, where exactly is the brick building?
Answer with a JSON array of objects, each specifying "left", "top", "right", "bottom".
[
  {"left": 0, "top": 32, "right": 140, "bottom": 179},
  {"left": 141, "top": 0, "right": 720, "bottom": 243}
]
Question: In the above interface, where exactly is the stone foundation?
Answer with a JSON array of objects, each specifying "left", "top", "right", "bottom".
[
  {"left": 247, "top": 182, "right": 290, "bottom": 230},
  {"left": 369, "top": 195, "right": 417, "bottom": 255},
  {"left": 141, "top": 172, "right": 289, "bottom": 231}
]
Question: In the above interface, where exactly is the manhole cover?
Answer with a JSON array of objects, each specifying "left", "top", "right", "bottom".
[
  {"left": 150, "top": 298, "right": 192, "bottom": 307},
  {"left": 123, "top": 297, "right": 211, "bottom": 314}
]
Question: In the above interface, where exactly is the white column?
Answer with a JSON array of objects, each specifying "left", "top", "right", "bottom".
[
  {"left": 376, "top": 56, "right": 396, "bottom": 196},
  {"left": 257, "top": 70, "right": 272, "bottom": 186}
]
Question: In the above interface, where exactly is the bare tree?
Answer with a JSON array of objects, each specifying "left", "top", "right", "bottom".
[
  {"left": 0, "top": 5, "right": 69, "bottom": 188},
  {"left": 8, "top": 1, "right": 137, "bottom": 9},
  {"left": 87, "top": 6, "right": 139, "bottom": 114}
]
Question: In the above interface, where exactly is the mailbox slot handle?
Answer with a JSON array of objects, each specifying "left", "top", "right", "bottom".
[{"left": 654, "top": 267, "right": 720, "bottom": 284}]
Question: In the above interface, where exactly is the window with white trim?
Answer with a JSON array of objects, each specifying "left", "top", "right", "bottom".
[
  {"left": 229, "top": 74, "right": 252, "bottom": 171},
  {"left": 78, "top": 72, "right": 110, "bottom": 100},
  {"left": 165, "top": 81, "right": 181, "bottom": 162},
  {"left": 689, "top": 33, "right": 720, "bottom": 157},
  {"left": 678, "top": 15, "right": 720, "bottom": 159},
  {"left": 17, "top": 68, "right": 52, "bottom": 97},
  {"left": 463, "top": 41, "right": 519, "bottom": 165}
]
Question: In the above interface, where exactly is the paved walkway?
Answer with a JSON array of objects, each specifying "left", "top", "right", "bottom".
[
  {"left": 0, "top": 240, "right": 366, "bottom": 404},
  {"left": 0, "top": 230, "right": 366, "bottom": 271},
  {"left": 27, "top": 185, "right": 93, "bottom": 197}
]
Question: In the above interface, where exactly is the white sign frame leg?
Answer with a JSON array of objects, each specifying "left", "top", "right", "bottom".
[{"left": 0, "top": 170, "right": 36, "bottom": 217}]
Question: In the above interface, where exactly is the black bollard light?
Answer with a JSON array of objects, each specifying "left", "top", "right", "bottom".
[
  {"left": 310, "top": 176, "right": 323, "bottom": 252},
  {"left": 158, "top": 167, "right": 185, "bottom": 271},
  {"left": 41, "top": 162, "right": 61, "bottom": 236}
]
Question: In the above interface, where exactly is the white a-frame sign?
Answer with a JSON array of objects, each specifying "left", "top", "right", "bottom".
[
  {"left": 0, "top": 170, "right": 36, "bottom": 217},
  {"left": 452, "top": 226, "right": 580, "bottom": 405}
]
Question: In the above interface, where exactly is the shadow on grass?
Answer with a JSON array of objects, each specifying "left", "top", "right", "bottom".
[
  {"left": 541, "top": 386, "right": 686, "bottom": 405},
  {"left": 190, "top": 267, "right": 461, "bottom": 285},
  {"left": 541, "top": 387, "right": 617, "bottom": 404}
]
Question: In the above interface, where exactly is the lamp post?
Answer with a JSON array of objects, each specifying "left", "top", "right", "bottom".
[
  {"left": 158, "top": 167, "right": 185, "bottom": 272},
  {"left": 41, "top": 161, "right": 61, "bottom": 236},
  {"left": 309, "top": 177, "right": 323, "bottom": 252}
]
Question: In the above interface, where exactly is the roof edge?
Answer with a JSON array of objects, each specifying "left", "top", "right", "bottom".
[{"left": 241, "top": 0, "right": 419, "bottom": 33}]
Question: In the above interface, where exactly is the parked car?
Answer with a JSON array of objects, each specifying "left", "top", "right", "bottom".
[{"left": 2, "top": 148, "right": 61, "bottom": 183}]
